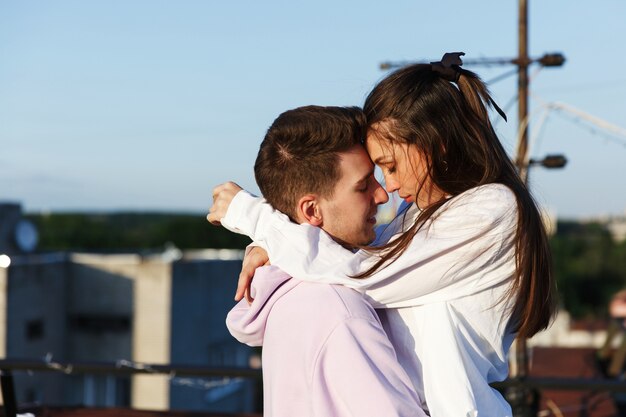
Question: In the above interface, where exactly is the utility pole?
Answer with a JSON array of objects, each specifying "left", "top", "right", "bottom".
[
  {"left": 516, "top": 0, "right": 530, "bottom": 182},
  {"left": 510, "top": 1, "right": 534, "bottom": 416}
]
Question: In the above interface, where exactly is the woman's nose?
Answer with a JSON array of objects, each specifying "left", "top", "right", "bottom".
[{"left": 384, "top": 177, "right": 399, "bottom": 193}]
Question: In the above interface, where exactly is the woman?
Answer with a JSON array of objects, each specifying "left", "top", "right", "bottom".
[{"left": 209, "top": 53, "right": 557, "bottom": 417}]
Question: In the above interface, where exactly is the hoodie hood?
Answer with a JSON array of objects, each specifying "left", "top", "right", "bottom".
[{"left": 226, "top": 265, "right": 300, "bottom": 346}]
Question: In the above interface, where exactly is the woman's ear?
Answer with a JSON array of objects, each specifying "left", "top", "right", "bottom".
[{"left": 296, "top": 194, "right": 323, "bottom": 226}]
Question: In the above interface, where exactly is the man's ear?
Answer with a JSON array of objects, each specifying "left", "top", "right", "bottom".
[{"left": 296, "top": 194, "right": 323, "bottom": 226}]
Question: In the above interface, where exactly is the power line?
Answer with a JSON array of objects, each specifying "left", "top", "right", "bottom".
[{"left": 529, "top": 97, "right": 626, "bottom": 149}]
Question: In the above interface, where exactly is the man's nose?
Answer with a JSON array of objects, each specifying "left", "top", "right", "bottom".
[
  {"left": 384, "top": 178, "right": 399, "bottom": 194},
  {"left": 374, "top": 181, "right": 389, "bottom": 205}
]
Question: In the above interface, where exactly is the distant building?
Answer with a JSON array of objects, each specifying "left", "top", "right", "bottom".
[
  {"left": 581, "top": 212, "right": 626, "bottom": 243},
  {"left": 528, "top": 309, "right": 608, "bottom": 349},
  {"left": 606, "top": 216, "right": 626, "bottom": 242},
  {"left": 0, "top": 248, "right": 256, "bottom": 413}
]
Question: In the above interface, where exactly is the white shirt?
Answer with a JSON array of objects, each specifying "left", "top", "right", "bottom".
[{"left": 222, "top": 183, "right": 518, "bottom": 417}]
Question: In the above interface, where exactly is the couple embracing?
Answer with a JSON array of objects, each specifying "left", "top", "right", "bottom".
[{"left": 208, "top": 53, "right": 557, "bottom": 417}]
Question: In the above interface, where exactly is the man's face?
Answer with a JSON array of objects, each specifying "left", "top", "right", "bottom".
[{"left": 318, "top": 144, "right": 389, "bottom": 247}]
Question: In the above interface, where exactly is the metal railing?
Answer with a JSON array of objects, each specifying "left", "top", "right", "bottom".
[
  {"left": 1, "top": 357, "right": 625, "bottom": 417},
  {"left": 0, "top": 358, "right": 262, "bottom": 417}
]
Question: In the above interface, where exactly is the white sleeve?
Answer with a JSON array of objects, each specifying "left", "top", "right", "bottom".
[{"left": 221, "top": 185, "right": 518, "bottom": 308}]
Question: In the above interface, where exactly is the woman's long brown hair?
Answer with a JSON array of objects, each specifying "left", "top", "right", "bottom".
[{"left": 359, "top": 64, "right": 557, "bottom": 338}]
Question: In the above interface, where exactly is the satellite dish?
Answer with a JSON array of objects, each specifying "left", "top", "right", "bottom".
[{"left": 14, "top": 219, "right": 39, "bottom": 253}]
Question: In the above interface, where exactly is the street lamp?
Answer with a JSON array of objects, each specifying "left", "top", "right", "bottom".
[
  {"left": 528, "top": 154, "right": 567, "bottom": 169},
  {"left": 0, "top": 254, "right": 10, "bottom": 268}
]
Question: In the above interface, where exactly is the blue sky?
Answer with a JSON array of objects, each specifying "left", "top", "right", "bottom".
[{"left": 1, "top": 1, "right": 625, "bottom": 219}]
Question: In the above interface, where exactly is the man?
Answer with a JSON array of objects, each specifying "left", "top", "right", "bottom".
[{"left": 214, "top": 106, "right": 425, "bottom": 417}]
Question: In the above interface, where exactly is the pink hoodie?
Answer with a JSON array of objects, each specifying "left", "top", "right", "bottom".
[{"left": 226, "top": 265, "right": 426, "bottom": 417}]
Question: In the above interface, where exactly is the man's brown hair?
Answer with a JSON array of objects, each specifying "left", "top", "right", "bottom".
[{"left": 254, "top": 105, "right": 366, "bottom": 221}]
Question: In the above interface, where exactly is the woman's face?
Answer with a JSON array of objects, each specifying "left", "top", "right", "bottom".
[{"left": 365, "top": 121, "right": 446, "bottom": 209}]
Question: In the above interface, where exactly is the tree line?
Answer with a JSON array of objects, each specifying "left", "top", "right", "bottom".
[
  {"left": 26, "top": 213, "right": 626, "bottom": 319},
  {"left": 26, "top": 212, "right": 250, "bottom": 252}
]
